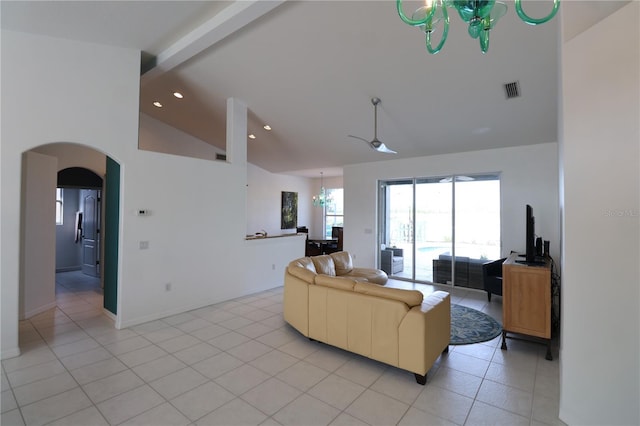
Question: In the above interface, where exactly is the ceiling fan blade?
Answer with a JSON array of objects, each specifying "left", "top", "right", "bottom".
[
  {"left": 376, "top": 143, "right": 397, "bottom": 154},
  {"left": 348, "top": 134, "right": 370, "bottom": 144}
]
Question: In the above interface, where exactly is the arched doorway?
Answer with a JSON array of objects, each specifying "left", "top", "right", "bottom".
[
  {"left": 20, "top": 144, "right": 120, "bottom": 332},
  {"left": 55, "top": 168, "right": 104, "bottom": 318},
  {"left": 56, "top": 167, "right": 103, "bottom": 278}
]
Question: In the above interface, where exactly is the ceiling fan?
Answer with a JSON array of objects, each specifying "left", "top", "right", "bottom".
[{"left": 349, "top": 97, "right": 397, "bottom": 154}]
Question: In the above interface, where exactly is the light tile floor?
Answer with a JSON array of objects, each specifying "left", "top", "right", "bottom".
[{"left": 1, "top": 271, "right": 565, "bottom": 426}]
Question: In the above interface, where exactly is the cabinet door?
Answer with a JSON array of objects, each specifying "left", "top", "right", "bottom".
[{"left": 503, "top": 265, "right": 551, "bottom": 338}]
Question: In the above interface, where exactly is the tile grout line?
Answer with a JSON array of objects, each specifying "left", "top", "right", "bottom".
[
  {"left": 26, "top": 290, "right": 112, "bottom": 426},
  {"left": 1, "top": 359, "right": 28, "bottom": 426},
  {"left": 7, "top": 273, "right": 560, "bottom": 426}
]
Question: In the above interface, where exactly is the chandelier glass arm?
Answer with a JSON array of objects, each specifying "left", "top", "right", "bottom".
[
  {"left": 398, "top": 0, "right": 559, "bottom": 54},
  {"left": 514, "top": 0, "right": 560, "bottom": 25},
  {"left": 396, "top": 0, "right": 436, "bottom": 26},
  {"left": 426, "top": 4, "right": 449, "bottom": 54},
  {"left": 479, "top": 25, "right": 489, "bottom": 53}
]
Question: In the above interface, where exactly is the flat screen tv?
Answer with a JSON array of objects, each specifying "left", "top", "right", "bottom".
[
  {"left": 518, "top": 204, "right": 545, "bottom": 265},
  {"left": 525, "top": 204, "right": 536, "bottom": 263}
]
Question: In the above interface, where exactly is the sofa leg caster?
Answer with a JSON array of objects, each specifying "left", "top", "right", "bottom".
[
  {"left": 414, "top": 373, "right": 427, "bottom": 385},
  {"left": 442, "top": 346, "right": 449, "bottom": 354},
  {"left": 487, "top": 292, "right": 492, "bottom": 302}
]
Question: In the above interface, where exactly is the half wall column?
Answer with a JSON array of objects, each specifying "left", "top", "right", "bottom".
[{"left": 226, "top": 97, "right": 247, "bottom": 165}]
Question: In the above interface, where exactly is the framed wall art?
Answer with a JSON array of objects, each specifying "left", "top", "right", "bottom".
[{"left": 281, "top": 191, "right": 298, "bottom": 229}]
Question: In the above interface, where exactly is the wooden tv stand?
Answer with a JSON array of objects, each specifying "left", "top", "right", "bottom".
[{"left": 501, "top": 252, "right": 553, "bottom": 360}]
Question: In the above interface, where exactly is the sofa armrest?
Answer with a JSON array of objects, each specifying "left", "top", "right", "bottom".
[
  {"left": 398, "top": 291, "right": 450, "bottom": 376},
  {"left": 353, "top": 282, "right": 423, "bottom": 307},
  {"left": 284, "top": 271, "right": 311, "bottom": 336}
]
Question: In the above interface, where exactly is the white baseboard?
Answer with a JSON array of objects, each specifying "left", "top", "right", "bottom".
[
  {"left": 117, "top": 285, "right": 284, "bottom": 329},
  {"left": 21, "top": 301, "right": 58, "bottom": 320},
  {"left": 1, "top": 347, "right": 21, "bottom": 360},
  {"left": 55, "top": 266, "right": 81, "bottom": 273},
  {"left": 103, "top": 309, "right": 116, "bottom": 323},
  {"left": 117, "top": 298, "right": 221, "bottom": 329}
]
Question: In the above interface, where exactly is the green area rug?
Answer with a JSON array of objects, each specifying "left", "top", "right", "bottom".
[{"left": 450, "top": 304, "right": 502, "bottom": 345}]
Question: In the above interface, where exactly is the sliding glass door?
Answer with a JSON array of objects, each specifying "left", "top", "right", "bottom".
[
  {"left": 379, "top": 180, "right": 414, "bottom": 279},
  {"left": 452, "top": 176, "right": 501, "bottom": 289},
  {"left": 379, "top": 174, "right": 500, "bottom": 288},
  {"left": 415, "top": 178, "right": 452, "bottom": 282}
]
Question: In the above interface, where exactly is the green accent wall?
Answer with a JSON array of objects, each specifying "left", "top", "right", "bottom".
[{"left": 103, "top": 157, "right": 120, "bottom": 314}]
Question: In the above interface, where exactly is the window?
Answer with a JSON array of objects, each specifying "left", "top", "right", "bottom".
[
  {"left": 324, "top": 188, "right": 343, "bottom": 239},
  {"left": 56, "top": 188, "right": 64, "bottom": 225}
]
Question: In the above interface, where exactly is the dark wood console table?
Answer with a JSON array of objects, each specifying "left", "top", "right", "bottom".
[{"left": 306, "top": 239, "right": 338, "bottom": 256}]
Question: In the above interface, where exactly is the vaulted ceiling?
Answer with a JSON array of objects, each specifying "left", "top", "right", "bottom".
[{"left": 2, "top": 1, "right": 628, "bottom": 176}]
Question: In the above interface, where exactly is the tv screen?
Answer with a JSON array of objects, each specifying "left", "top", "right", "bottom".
[
  {"left": 517, "top": 204, "right": 546, "bottom": 265},
  {"left": 525, "top": 204, "right": 535, "bottom": 263}
]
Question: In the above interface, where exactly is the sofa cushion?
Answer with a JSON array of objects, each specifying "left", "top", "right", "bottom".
[
  {"left": 346, "top": 268, "right": 388, "bottom": 285},
  {"left": 287, "top": 265, "right": 317, "bottom": 283},
  {"left": 330, "top": 251, "right": 353, "bottom": 275},
  {"left": 353, "top": 282, "right": 423, "bottom": 307},
  {"left": 290, "top": 257, "right": 317, "bottom": 273},
  {"left": 315, "top": 275, "right": 357, "bottom": 291},
  {"left": 312, "top": 255, "right": 336, "bottom": 276}
]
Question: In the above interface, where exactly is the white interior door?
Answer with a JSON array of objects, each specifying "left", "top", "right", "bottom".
[{"left": 80, "top": 189, "right": 101, "bottom": 277}]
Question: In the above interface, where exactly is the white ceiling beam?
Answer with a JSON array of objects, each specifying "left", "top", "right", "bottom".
[{"left": 141, "top": 0, "right": 285, "bottom": 84}]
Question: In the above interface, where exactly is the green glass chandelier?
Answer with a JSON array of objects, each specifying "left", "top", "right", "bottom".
[
  {"left": 313, "top": 172, "right": 332, "bottom": 208},
  {"left": 397, "top": 0, "right": 559, "bottom": 54}
]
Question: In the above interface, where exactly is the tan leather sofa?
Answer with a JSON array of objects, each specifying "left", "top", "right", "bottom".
[{"left": 284, "top": 251, "right": 450, "bottom": 384}]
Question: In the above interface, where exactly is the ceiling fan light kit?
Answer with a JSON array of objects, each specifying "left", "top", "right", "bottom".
[
  {"left": 348, "top": 97, "right": 397, "bottom": 154},
  {"left": 397, "top": 0, "right": 560, "bottom": 54}
]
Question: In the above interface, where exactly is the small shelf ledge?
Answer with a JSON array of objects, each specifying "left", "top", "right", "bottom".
[{"left": 245, "top": 233, "right": 303, "bottom": 241}]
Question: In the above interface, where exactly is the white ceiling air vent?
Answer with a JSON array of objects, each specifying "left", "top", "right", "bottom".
[{"left": 504, "top": 81, "right": 520, "bottom": 99}]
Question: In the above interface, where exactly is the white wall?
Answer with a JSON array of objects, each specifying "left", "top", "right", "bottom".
[
  {"left": 34, "top": 143, "right": 107, "bottom": 176},
  {"left": 139, "top": 117, "right": 316, "bottom": 238},
  {"left": 246, "top": 163, "right": 314, "bottom": 236},
  {"left": 344, "top": 143, "right": 560, "bottom": 269},
  {"left": 559, "top": 3, "right": 640, "bottom": 424},
  {"left": 244, "top": 234, "right": 306, "bottom": 290},
  {"left": 1, "top": 30, "right": 298, "bottom": 358},
  {"left": 20, "top": 151, "right": 58, "bottom": 319},
  {"left": 1, "top": 30, "right": 142, "bottom": 357}
]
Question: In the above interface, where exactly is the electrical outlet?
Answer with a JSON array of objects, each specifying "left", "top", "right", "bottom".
[
  {"left": 165, "top": 283, "right": 172, "bottom": 292},
  {"left": 272, "top": 264, "right": 276, "bottom": 270},
  {"left": 139, "top": 241, "right": 149, "bottom": 250}
]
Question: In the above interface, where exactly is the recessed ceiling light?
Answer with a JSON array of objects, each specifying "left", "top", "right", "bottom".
[
  {"left": 153, "top": 101, "right": 162, "bottom": 108},
  {"left": 263, "top": 125, "right": 271, "bottom": 131},
  {"left": 248, "top": 134, "right": 256, "bottom": 139},
  {"left": 173, "top": 92, "right": 183, "bottom": 99}
]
